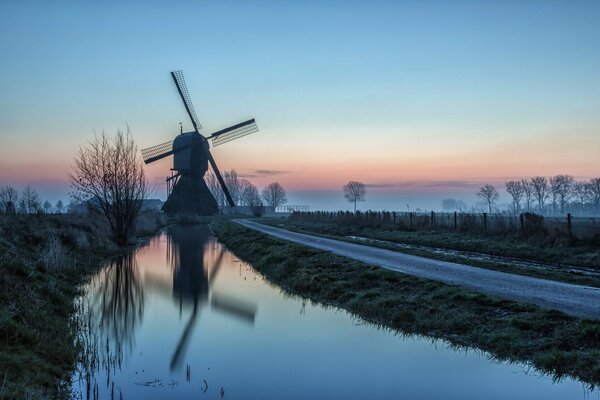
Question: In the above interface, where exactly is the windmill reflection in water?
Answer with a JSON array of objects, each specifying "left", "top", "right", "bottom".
[
  {"left": 167, "top": 224, "right": 257, "bottom": 370},
  {"left": 89, "top": 225, "right": 257, "bottom": 372}
]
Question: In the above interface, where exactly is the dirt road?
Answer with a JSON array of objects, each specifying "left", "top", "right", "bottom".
[{"left": 235, "top": 219, "right": 600, "bottom": 319}]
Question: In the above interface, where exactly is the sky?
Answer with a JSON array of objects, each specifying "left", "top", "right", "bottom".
[{"left": 1, "top": 0, "right": 599, "bottom": 211}]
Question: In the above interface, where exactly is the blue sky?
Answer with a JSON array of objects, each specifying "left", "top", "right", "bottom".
[{"left": 1, "top": 1, "right": 599, "bottom": 210}]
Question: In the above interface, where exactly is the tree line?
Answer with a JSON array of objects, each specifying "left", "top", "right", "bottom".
[
  {"left": 0, "top": 185, "right": 65, "bottom": 215},
  {"left": 206, "top": 168, "right": 288, "bottom": 209},
  {"left": 476, "top": 175, "right": 600, "bottom": 215}
]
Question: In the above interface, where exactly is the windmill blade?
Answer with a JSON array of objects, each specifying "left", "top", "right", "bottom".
[
  {"left": 207, "top": 150, "right": 235, "bottom": 207},
  {"left": 140, "top": 139, "right": 191, "bottom": 164},
  {"left": 171, "top": 70, "right": 202, "bottom": 132},
  {"left": 210, "top": 292, "right": 256, "bottom": 324},
  {"left": 170, "top": 301, "right": 200, "bottom": 371},
  {"left": 209, "top": 119, "right": 258, "bottom": 147}
]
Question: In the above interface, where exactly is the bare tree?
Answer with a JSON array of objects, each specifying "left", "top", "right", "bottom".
[
  {"left": 521, "top": 179, "right": 534, "bottom": 211},
  {"left": 69, "top": 130, "right": 148, "bottom": 246},
  {"left": 262, "top": 182, "right": 288, "bottom": 208},
  {"left": 505, "top": 181, "right": 524, "bottom": 214},
  {"left": 550, "top": 174, "right": 574, "bottom": 214},
  {"left": 343, "top": 181, "right": 366, "bottom": 212},
  {"left": 588, "top": 178, "right": 600, "bottom": 213},
  {"left": 205, "top": 167, "right": 227, "bottom": 208},
  {"left": 476, "top": 184, "right": 499, "bottom": 213},
  {"left": 0, "top": 185, "right": 19, "bottom": 215},
  {"left": 224, "top": 170, "right": 242, "bottom": 205},
  {"left": 531, "top": 176, "right": 550, "bottom": 214},
  {"left": 571, "top": 181, "right": 589, "bottom": 215},
  {"left": 21, "top": 186, "right": 41, "bottom": 214},
  {"left": 55, "top": 200, "right": 64, "bottom": 214},
  {"left": 43, "top": 200, "right": 52, "bottom": 214},
  {"left": 239, "top": 179, "right": 260, "bottom": 206}
]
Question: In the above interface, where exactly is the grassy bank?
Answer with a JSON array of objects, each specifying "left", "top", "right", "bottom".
[
  {"left": 257, "top": 218, "right": 600, "bottom": 287},
  {"left": 0, "top": 211, "right": 167, "bottom": 399},
  {"left": 212, "top": 220, "right": 600, "bottom": 387}
]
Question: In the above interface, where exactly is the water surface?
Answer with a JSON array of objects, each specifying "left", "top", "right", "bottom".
[{"left": 71, "top": 224, "right": 594, "bottom": 399}]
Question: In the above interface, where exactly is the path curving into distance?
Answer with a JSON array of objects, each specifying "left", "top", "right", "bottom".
[{"left": 235, "top": 219, "right": 600, "bottom": 320}]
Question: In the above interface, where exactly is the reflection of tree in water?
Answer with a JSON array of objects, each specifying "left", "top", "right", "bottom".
[{"left": 90, "top": 251, "right": 145, "bottom": 354}]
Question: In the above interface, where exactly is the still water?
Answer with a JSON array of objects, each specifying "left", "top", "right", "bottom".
[{"left": 71, "top": 224, "right": 593, "bottom": 399}]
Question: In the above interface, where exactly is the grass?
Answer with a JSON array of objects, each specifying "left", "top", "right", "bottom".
[
  {"left": 257, "top": 217, "right": 600, "bottom": 287},
  {"left": 0, "top": 211, "right": 167, "bottom": 399},
  {"left": 212, "top": 220, "right": 600, "bottom": 388}
]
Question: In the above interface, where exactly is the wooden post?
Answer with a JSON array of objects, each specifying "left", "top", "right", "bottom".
[
  {"left": 454, "top": 211, "right": 458, "bottom": 230},
  {"left": 431, "top": 211, "right": 435, "bottom": 228},
  {"left": 410, "top": 212, "right": 413, "bottom": 228},
  {"left": 567, "top": 213, "right": 573, "bottom": 240},
  {"left": 483, "top": 213, "right": 488, "bottom": 230},
  {"left": 393, "top": 211, "right": 396, "bottom": 224},
  {"left": 520, "top": 213, "right": 524, "bottom": 231}
]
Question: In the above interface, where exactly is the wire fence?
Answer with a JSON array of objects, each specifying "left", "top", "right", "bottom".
[{"left": 289, "top": 211, "right": 600, "bottom": 242}]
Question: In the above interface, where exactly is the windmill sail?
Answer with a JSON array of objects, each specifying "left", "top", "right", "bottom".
[
  {"left": 141, "top": 139, "right": 191, "bottom": 164},
  {"left": 171, "top": 70, "right": 202, "bottom": 132},
  {"left": 210, "top": 119, "right": 258, "bottom": 147}
]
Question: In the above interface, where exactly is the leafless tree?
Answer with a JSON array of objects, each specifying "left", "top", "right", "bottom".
[
  {"left": 476, "top": 184, "right": 499, "bottom": 213},
  {"left": 505, "top": 180, "right": 524, "bottom": 214},
  {"left": 55, "top": 200, "right": 64, "bottom": 214},
  {"left": 531, "top": 176, "right": 550, "bottom": 214},
  {"left": 587, "top": 178, "right": 600, "bottom": 213},
  {"left": 42, "top": 200, "right": 51, "bottom": 214},
  {"left": 343, "top": 181, "right": 366, "bottom": 212},
  {"left": 262, "top": 182, "right": 288, "bottom": 208},
  {"left": 550, "top": 174, "right": 574, "bottom": 214},
  {"left": 21, "top": 186, "right": 41, "bottom": 214},
  {"left": 224, "top": 170, "right": 242, "bottom": 205},
  {"left": 69, "top": 130, "right": 148, "bottom": 246},
  {"left": 0, "top": 185, "right": 19, "bottom": 215},
  {"left": 571, "top": 181, "right": 589, "bottom": 215},
  {"left": 521, "top": 179, "right": 534, "bottom": 211},
  {"left": 205, "top": 167, "right": 228, "bottom": 208},
  {"left": 239, "top": 179, "right": 261, "bottom": 206}
]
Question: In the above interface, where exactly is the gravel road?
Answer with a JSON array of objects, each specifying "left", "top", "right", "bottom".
[{"left": 235, "top": 219, "right": 600, "bottom": 320}]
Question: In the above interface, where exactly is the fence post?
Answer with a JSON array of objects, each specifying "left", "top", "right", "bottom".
[
  {"left": 567, "top": 213, "right": 573, "bottom": 240},
  {"left": 454, "top": 211, "right": 457, "bottom": 230},
  {"left": 393, "top": 212, "right": 396, "bottom": 224},
  {"left": 431, "top": 211, "right": 435, "bottom": 228},
  {"left": 410, "top": 212, "right": 413, "bottom": 228},
  {"left": 483, "top": 213, "right": 488, "bottom": 231},
  {"left": 520, "top": 213, "right": 524, "bottom": 231}
]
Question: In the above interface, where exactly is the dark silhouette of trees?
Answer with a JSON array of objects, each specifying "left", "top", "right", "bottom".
[
  {"left": 550, "top": 174, "right": 574, "bottom": 214},
  {"left": 224, "top": 170, "right": 242, "bottom": 205},
  {"left": 43, "top": 200, "right": 52, "bottom": 214},
  {"left": 588, "top": 178, "right": 600, "bottom": 213},
  {"left": 239, "top": 179, "right": 260, "bottom": 206},
  {"left": 531, "top": 176, "right": 549, "bottom": 214},
  {"left": 21, "top": 186, "right": 41, "bottom": 214},
  {"left": 0, "top": 185, "right": 18, "bottom": 215},
  {"left": 343, "top": 181, "right": 366, "bottom": 212},
  {"left": 262, "top": 182, "right": 288, "bottom": 208},
  {"left": 505, "top": 181, "right": 524, "bottom": 214},
  {"left": 69, "top": 130, "right": 148, "bottom": 246},
  {"left": 55, "top": 200, "right": 64, "bottom": 214},
  {"left": 521, "top": 179, "right": 534, "bottom": 211},
  {"left": 476, "top": 184, "right": 499, "bottom": 213}
]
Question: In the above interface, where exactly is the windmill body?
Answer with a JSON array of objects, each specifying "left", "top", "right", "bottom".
[{"left": 141, "top": 70, "right": 259, "bottom": 215}]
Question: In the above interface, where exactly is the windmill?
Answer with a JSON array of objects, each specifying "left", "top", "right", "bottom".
[{"left": 141, "top": 70, "right": 259, "bottom": 214}]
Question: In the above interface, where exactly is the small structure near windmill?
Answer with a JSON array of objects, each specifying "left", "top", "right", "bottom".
[{"left": 141, "top": 70, "right": 259, "bottom": 214}]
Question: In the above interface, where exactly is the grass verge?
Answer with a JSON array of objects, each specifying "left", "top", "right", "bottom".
[
  {"left": 212, "top": 220, "right": 600, "bottom": 388},
  {"left": 0, "top": 211, "right": 167, "bottom": 399},
  {"left": 257, "top": 218, "right": 600, "bottom": 287}
]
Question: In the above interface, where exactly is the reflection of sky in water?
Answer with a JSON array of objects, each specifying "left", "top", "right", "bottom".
[{"left": 71, "top": 225, "right": 595, "bottom": 400}]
